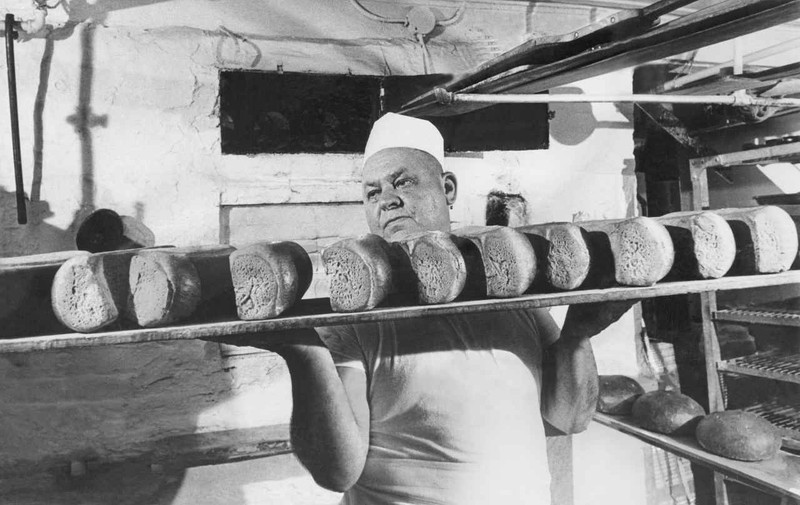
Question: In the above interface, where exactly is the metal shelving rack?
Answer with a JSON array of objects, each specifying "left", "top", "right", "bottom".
[
  {"left": 688, "top": 144, "right": 800, "bottom": 503},
  {"left": 714, "top": 308, "right": 800, "bottom": 327},
  {"left": 717, "top": 352, "right": 800, "bottom": 385},
  {"left": 744, "top": 401, "right": 800, "bottom": 451}
]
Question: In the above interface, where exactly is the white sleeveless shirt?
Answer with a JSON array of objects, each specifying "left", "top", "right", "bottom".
[{"left": 318, "top": 309, "right": 552, "bottom": 505}]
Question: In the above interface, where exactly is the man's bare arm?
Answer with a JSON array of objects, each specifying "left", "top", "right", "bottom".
[
  {"left": 535, "top": 308, "right": 598, "bottom": 434},
  {"left": 535, "top": 301, "right": 636, "bottom": 434},
  {"left": 211, "top": 329, "right": 369, "bottom": 492}
]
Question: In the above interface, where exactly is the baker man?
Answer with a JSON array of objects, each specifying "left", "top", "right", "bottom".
[{"left": 225, "top": 113, "right": 632, "bottom": 504}]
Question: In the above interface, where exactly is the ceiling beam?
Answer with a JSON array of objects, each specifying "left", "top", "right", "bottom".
[{"left": 401, "top": 0, "right": 800, "bottom": 117}]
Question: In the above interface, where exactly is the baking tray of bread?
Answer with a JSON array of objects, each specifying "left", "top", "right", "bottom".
[{"left": 2, "top": 207, "right": 799, "bottom": 352}]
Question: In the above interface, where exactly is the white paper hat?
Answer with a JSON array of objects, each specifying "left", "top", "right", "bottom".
[{"left": 363, "top": 113, "right": 444, "bottom": 167}]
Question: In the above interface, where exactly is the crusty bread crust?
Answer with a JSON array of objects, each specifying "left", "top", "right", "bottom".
[
  {"left": 518, "top": 222, "right": 590, "bottom": 291},
  {"left": 579, "top": 217, "right": 675, "bottom": 287},
  {"left": 452, "top": 225, "right": 537, "bottom": 298},
  {"left": 715, "top": 206, "right": 798, "bottom": 274},
  {"left": 129, "top": 251, "right": 201, "bottom": 327},
  {"left": 396, "top": 231, "right": 468, "bottom": 305},
  {"left": 231, "top": 241, "right": 312, "bottom": 319},
  {"left": 51, "top": 250, "right": 138, "bottom": 332},
  {"left": 696, "top": 411, "right": 781, "bottom": 461},
  {"left": 323, "top": 234, "right": 393, "bottom": 312},
  {"left": 656, "top": 211, "right": 736, "bottom": 280},
  {"left": 597, "top": 375, "right": 645, "bottom": 416},
  {"left": 632, "top": 390, "right": 705, "bottom": 435}
]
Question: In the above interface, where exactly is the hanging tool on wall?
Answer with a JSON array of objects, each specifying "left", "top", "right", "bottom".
[{"left": 5, "top": 14, "right": 26, "bottom": 224}]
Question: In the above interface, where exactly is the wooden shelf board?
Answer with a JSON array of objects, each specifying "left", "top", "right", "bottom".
[
  {"left": 594, "top": 413, "right": 800, "bottom": 500},
  {"left": 690, "top": 142, "right": 800, "bottom": 170},
  {"left": 1, "top": 271, "right": 799, "bottom": 353}
]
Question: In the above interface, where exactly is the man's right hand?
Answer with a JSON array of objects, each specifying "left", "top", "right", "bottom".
[{"left": 560, "top": 300, "right": 639, "bottom": 342}]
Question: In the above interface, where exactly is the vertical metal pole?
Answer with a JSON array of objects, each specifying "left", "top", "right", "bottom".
[{"left": 5, "top": 14, "right": 26, "bottom": 224}]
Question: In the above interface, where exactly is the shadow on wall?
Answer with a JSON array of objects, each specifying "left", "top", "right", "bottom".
[
  {"left": 548, "top": 87, "right": 632, "bottom": 146},
  {"left": 2, "top": 18, "right": 103, "bottom": 256},
  {"left": 0, "top": 187, "right": 73, "bottom": 256}
]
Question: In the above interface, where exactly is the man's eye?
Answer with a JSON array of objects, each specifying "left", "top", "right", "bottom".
[
  {"left": 396, "top": 178, "right": 413, "bottom": 188},
  {"left": 366, "top": 189, "right": 380, "bottom": 200}
]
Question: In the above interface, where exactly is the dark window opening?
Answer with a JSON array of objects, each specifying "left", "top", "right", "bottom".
[
  {"left": 220, "top": 71, "right": 381, "bottom": 155},
  {"left": 220, "top": 70, "right": 549, "bottom": 155}
]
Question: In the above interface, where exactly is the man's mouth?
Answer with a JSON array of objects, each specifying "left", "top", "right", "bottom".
[{"left": 383, "top": 216, "right": 411, "bottom": 229}]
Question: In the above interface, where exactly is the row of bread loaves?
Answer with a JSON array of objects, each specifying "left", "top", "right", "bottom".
[
  {"left": 40, "top": 205, "right": 800, "bottom": 331},
  {"left": 323, "top": 205, "right": 798, "bottom": 313},
  {"left": 597, "top": 375, "right": 783, "bottom": 462},
  {"left": 50, "top": 242, "right": 313, "bottom": 333}
]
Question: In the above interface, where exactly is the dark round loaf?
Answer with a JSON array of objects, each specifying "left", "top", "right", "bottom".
[
  {"left": 696, "top": 411, "right": 781, "bottom": 461},
  {"left": 597, "top": 375, "right": 645, "bottom": 415},
  {"left": 631, "top": 390, "right": 705, "bottom": 435}
]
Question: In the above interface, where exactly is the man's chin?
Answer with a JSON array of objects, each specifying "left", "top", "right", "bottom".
[{"left": 382, "top": 220, "right": 423, "bottom": 242}]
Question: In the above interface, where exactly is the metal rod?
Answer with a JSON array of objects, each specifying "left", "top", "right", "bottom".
[
  {"left": 5, "top": 14, "right": 26, "bottom": 225},
  {"left": 435, "top": 89, "right": 800, "bottom": 107},
  {"left": 662, "top": 37, "right": 800, "bottom": 91}
]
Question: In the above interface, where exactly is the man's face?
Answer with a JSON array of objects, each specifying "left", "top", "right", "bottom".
[{"left": 362, "top": 147, "right": 456, "bottom": 241}]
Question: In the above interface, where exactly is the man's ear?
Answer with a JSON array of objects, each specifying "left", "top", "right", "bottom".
[{"left": 443, "top": 171, "right": 457, "bottom": 205}]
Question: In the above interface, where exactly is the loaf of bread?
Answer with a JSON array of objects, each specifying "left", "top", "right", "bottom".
[
  {"left": 597, "top": 375, "right": 645, "bottom": 415},
  {"left": 714, "top": 206, "right": 798, "bottom": 274},
  {"left": 129, "top": 251, "right": 200, "bottom": 327},
  {"left": 129, "top": 245, "right": 235, "bottom": 327},
  {"left": 323, "top": 234, "right": 395, "bottom": 312},
  {"left": 517, "top": 223, "right": 591, "bottom": 290},
  {"left": 75, "top": 209, "right": 125, "bottom": 253},
  {"left": 631, "top": 390, "right": 705, "bottom": 435},
  {"left": 695, "top": 411, "right": 781, "bottom": 461},
  {"left": 655, "top": 211, "right": 736, "bottom": 280},
  {"left": 182, "top": 245, "right": 237, "bottom": 316},
  {"left": 75, "top": 209, "right": 155, "bottom": 252},
  {"left": 51, "top": 250, "right": 140, "bottom": 332},
  {"left": 452, "top": 226, "right": 537, "bottom": 298},
  {"left": 230, "top": 241, "right": 312, "bottom": 319},
  {"left": 0, "top": 251, "right": 89, "bottom": 337},
  {"left": 395, "top": 231, "right": 473, "bottom": 304},
  {"left": 579, "top": 217, "right": 675, "bottom": 287}
]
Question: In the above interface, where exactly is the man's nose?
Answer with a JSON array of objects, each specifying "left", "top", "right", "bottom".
[{"left": 379, "top": 188, "right": 402, "bottom": 210}]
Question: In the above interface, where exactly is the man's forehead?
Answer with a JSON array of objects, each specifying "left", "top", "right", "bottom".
[{"left": 361, "top": 148, "right": 442, "bottom": 184}]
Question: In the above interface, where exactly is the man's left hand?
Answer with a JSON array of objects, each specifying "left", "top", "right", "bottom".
[{"left": 560, "top": 300, "right": 639, "bottom": 341}]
